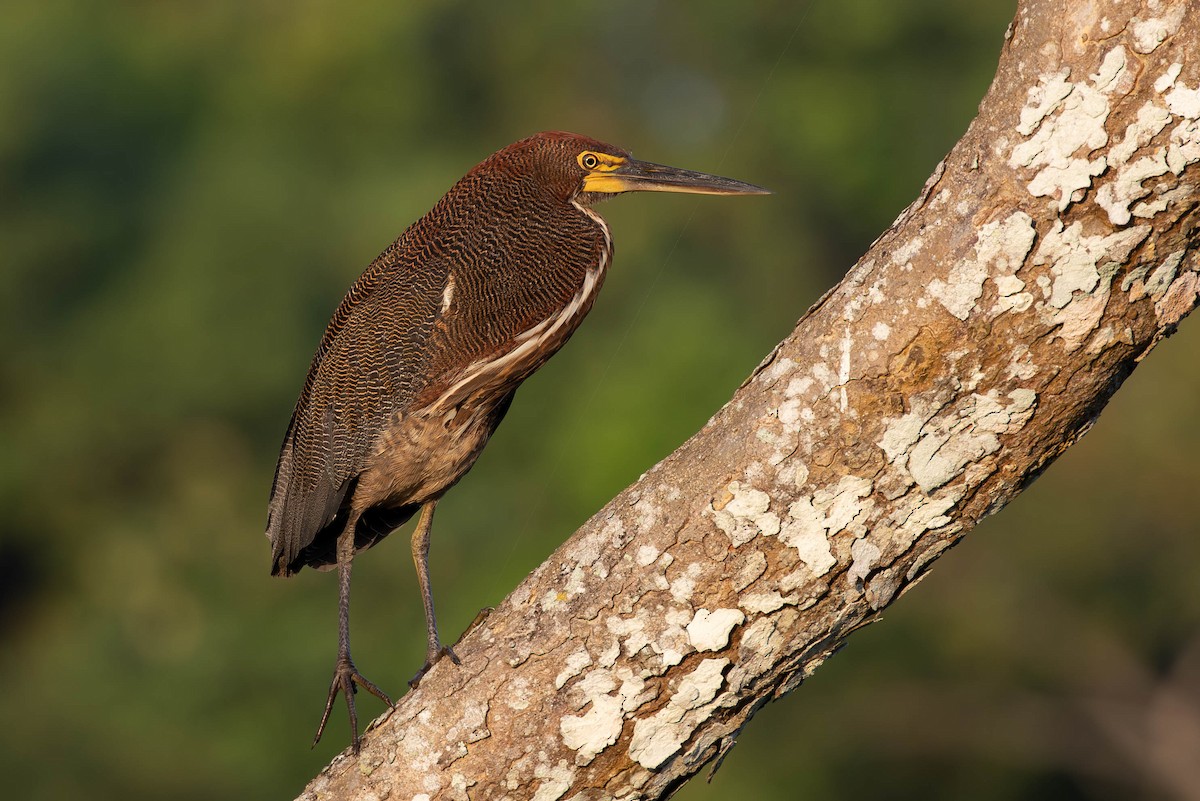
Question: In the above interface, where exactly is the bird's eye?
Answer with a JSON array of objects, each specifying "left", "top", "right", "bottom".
[{"left": 581, "top": 153, "right": 600, "bottom": 170}]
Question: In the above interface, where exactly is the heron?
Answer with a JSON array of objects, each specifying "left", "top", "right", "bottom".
[{"left": 266, "top": 131, "right": 768, "bottom": 751}]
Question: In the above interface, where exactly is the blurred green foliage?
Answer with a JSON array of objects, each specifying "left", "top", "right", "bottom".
[{"left": 2, "top": 1, "right": 1198, "bottom": 799}]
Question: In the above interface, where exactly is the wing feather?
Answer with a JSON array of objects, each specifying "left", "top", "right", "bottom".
[{"left": 267, "top": 253, "right": 447, "bottom": 575}]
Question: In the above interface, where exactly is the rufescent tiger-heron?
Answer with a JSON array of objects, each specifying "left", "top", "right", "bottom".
[{"left": 266, "top": 131, "right": 768, "bottom": 752}]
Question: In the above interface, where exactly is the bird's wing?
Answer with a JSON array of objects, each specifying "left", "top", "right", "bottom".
[
  {"left": 266, "top": 213, "right": 604, "bottom": 575},
  {"left": 266, "top": 254, "right": 448, "bottom": 575}
]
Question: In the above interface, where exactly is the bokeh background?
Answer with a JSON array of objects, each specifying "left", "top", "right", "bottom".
[{"left": 3, "top": 1, "right": 1199, "bottom": 799}]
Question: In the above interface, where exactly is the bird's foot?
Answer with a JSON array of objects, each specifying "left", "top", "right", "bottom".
[
  {"left": 313, "top": 654, "right": 393, "bottom": 754},
  {"left": 407, "top": 643, "right": 460, "bottom": 689}
]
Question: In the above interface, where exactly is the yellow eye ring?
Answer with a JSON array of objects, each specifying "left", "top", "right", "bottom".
[{"left": 581, "top": 153, "right": 600, "bottom": 170}]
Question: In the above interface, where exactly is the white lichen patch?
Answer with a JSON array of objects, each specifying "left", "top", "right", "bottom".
[
  {"left": 776, "top": 475, "right": 874, "bottom": 575},
  {"left": 786, "top": 375, "right": 814, "bottom": 397},
  {"left": 1040, "top": 222, "right": 1105, "bottom": 306},
  {"left": 631, "top": 497, "right": 661, "bottom": 536},
  {"left": 1144, "top": 187, "right": 1187, "bottom": 226},
  {"left": 848, "top": 537, "right": 882, "bottom": 587},
  {"left": 1155, "top": 63, "right": 1183, "bottom": 94},
  {"left": 727, "top": 615, "right": 791, "bottom": 694},
  {"left": 890, "top": 236, "right": 925, "bottom": 267},
  {"left": 901, "top": 390, "right": 1038, "bottom": 493},
  {"left": 889, "top": 491, "right": 960, "bottom": 548},
  {"left": 929, "top": 211, "right": 1036, "bottom": 320},
  {"left": 454, "top": 701, "right": 490, "bottom": 745},
  {"left": 504, "top": 675, "right": 535, "bottom": 710},
  {"left": 928, "top": 258, "right": 988, "bottom": 320},
  {"left": 1010, "top": 47, "right": 1130, "bottom": 209},
  {"left": 451, "top": 774, "right": 472, "bottom": 796},
  {"left": 572, "top": 667, "right": 617, "bottom": 705},
  {"left": 597, "top": 638, "right": 621, "bottom": 669},
  {"left": 628, "top": 658, "right": 729, "bottom": 769},
  {"left": 792, "top": 460, "right": 811, "bottom": 491},
  {"left": 736, "top": 616, "right": 779, "bottom": 658},
  {"left": 879, "top": 406, "right": 937, "bottom": 462},
  {"left": 755, "top": 409, "right": 796, "bottom": 467},
  {"left": 635, "top": 544, "right": 661, "bottom": 566},
  {"left": 1098, "top": 53, "right": 1200, "bottom": 217},
  {"left": 819, "top": 476, "right": 872, "bottom": 533},
  {"left": 686, "top": 608, "right": 745, "bottom": 652},
  {"left": 778, "top": 499, "right": 838, "bottom": 575},
  {"left": 761, "top": 355, "right": 796, "bottom": 383},
  {"left": 396, "top": 723, "right": 439, "bottom": 777},
  {"left": 1096, "top": 103, "right": 1173, "bottom": 225},
  {"left": 559, "top": 667, "right": 651, "bottom": 765},
  {"left": 673, "top": 658, "right": 728, "bottom": 708},
  {"left": 560, "top": 695, "right": 623, "bottom": 764},
  {"left": 657, "top": 607, "right": 693, "bottom": 669},
  {"left": 564, "top": 565, "right": 588, "bottom": 597},
  {"left": 1058, "top": 288, "right": 1115, "bottom": 348},
  {"left": 1033, "top": 220, "right": 1150, "bottom": 349},
  {"left": 606, "top": 615, "right": 651, "bottom": 657},
  {"left": 669, "top": 562, "right": 700, "bottom": 604},
  {"left": 741, "top": 591, "right": 798, "bottom": 614},
  {"left": 1098, "top": 151, "right": 1171, "bottom": 225},
  {"left": 1131, "top": 3, "right": 1188, "bottom": 54},
  {"left": 709, "top": 481, "right": 780, "bottom": 546},
  {"left": 1111, "top": 102, "right": 1173, "bottom": 165},
  {"left": 1166, "top": 83, "right": 1200, "bottom": 120},
  {"left": 1005, "top": 344, "right": 1039, "bottom": 381},
  {"left": 810, "top": 360, "right": 840, "bottom": 396},
  {"left": 1091, "top": 62, "right": 1200, "bottom": 226},
  {"left": 777, "top": 398, "right": 802, "bottom": 430},
  {"left": 659, "top": 650, "right": 684, "bottom": 671},
  {"left": 555, "top": 649, "right": 594, "bottom": 690},
  {"left": 540, "top": 588, "right": 568, "bottom": 612},
  {"left": 1015, "top": 68, "right": 1074, "bottom": 135},
  {"left": 605, "top": 605, "right": 696, "bottom": 675},
  {"left": 531, "top": 759, "right": 575, "bottom": 801},
  {"left": 575, "top": 517, "right": 621, "bottom": 568},
  {"left": 1168, "top": 126, "right": 1200, "bottom": 181},
  {"left": 993, "top": 273, "right": 1034, "bottom": 314}
]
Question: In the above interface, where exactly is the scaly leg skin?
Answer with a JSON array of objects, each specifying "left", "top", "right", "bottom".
[
  {"left": 408, "top": 500, "right": 460, "bottom": 689},
  {"left": 313, "top": 515, "right": 393, "bottom": 754}
]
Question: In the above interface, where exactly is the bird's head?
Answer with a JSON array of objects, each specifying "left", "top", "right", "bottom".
[{"left": 500, "top": 131, "right": 769, "bottom": 207}]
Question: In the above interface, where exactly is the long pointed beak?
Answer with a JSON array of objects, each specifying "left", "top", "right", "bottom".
[{"left": 583, "top": 158, "right": 770, "bottom": 196}]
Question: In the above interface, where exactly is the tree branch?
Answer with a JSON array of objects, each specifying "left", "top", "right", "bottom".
[{"left": 296, "top": 1, "right": 1200, "bottom": 797}]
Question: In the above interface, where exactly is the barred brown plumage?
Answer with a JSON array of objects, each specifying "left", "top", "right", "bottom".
[{"left": 265, "top": 131, "right": 768, "bottom": 753}]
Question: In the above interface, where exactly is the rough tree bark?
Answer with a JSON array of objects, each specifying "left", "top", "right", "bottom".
[{"left": 297, "top": 1, "right": 1200, "bottom": 798}]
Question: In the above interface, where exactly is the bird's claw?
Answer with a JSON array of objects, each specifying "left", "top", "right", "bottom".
[
  {"left": 313, "top": 655, "right": 392, "bottom": 754},
  {"left": 408, "top": 643, "right": 459, "bottom": 689}
]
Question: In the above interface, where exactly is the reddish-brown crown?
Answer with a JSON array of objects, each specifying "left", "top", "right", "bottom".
[{"left": 472, "top": 131, "right": 631, "bottom": 203}]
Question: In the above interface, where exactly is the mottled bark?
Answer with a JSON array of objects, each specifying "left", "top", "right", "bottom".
[{"left": 297, "top": 1, "right": 1200, "bottom": 798}]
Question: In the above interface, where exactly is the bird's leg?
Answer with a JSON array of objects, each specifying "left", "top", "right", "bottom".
[
  {"left": 313, "top": 515, "right": 393, "bottom": 753},
  {"left": 408, "top": 500, "right": 460, "bottom": 688}
]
